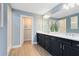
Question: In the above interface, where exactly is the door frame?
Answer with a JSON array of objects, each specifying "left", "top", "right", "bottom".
[
  {"left": 20, "top": 15, "right": 33, "bottom": 46},
  {"left": 7, "top": 4, "right": 12, "bottom": 56}
]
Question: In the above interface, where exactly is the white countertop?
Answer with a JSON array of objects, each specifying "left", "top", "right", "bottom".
[{"left": 37, "top": 32, "right": 79, "bottom": 41}]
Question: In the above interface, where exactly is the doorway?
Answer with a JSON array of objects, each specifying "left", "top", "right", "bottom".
[{"left": 20, "top": 16, "right": 32, "bottom": 46}]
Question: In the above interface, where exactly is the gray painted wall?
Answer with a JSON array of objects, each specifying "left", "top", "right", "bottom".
[
  {"left": 12, "top": 9, "right": 43, "bottom": 46},
  {"left": 0, "top": 3, "right": 8, "bottom": 56}
]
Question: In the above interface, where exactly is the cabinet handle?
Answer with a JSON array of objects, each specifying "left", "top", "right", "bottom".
[
  {"left": 50, "top": 38, "right": 54, "bottom": 39},
  {"left": 60, "top": 44, "right": 62, "bottom": 48},
  {"left": 63, "top": 45, "right": 64, "bottom": 50},
  {"left": 76, "top": 44, "right": 79, "bottom": 46}
]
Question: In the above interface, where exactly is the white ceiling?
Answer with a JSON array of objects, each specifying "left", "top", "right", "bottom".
[
  {"left": 52, "top": 5, "right": 79, "bottom": 18},
  {"left": 11, "top": 3, "right": 59, "bottom": 15}
]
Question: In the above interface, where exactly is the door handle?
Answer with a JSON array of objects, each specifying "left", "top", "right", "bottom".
[
  {"left": 50, "top": 38, "right": 54, "bottom": 39},
  {"left": 63, "top": 45, "right": 64, "bottom": 50},
  {"left": 76, "top": 44, "right": 79, "bottom": 46},
  {"left": 60, "top": 44, "right": 62, "bottom": 48}
]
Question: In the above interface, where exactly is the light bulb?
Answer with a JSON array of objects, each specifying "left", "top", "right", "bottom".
[
  {"left": 43, "top": 15, "right": 50, "bottom": 19},
  {"left": 63, "top": 4, "right": 69, "bottom": 10},
  {"left": 75, "top": 3, "right": 79, "bottom": 6},
  {"left": 68, "top": 4, "right": 75, "bottom": 8},
  {"left": 63, "top": 3, "right": 77, "bottom": 10}
]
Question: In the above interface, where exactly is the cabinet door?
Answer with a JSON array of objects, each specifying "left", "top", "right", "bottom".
[
  {"left": 44, "top": 35, "right": 50, "bottom": 51},
  {"left": 40, "top": 34, "right": 44, "bottom": 47},
  {"left": 63, "top": 44, "right": 79, "bottom": 56},
  {"left": 41, "top": 34, "right": 45, "bottom": 48},
  {"left": 37, "top": 33, "right": 40, "bottom": 44},
  {"left": 37, "top": 33, "right": 43, "bottom": 46},
  {"left": 49, "top": 37, "right": 62, "bottom": 56}
]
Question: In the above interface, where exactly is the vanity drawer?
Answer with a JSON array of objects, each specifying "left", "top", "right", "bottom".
[
  {"left": 71, "top": 41, "right": 79, "bottom": 48},
  {"left": 57, "top": 37, "right": 72, "bottom": 45}
]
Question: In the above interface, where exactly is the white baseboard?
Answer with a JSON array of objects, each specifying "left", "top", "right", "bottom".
[
  {"left": 32, "top": 42, "right": 37, "bottom": 44},
  {"left": 12, "top": 45, "right": 21, "bottom": 48},
  {"left": 7, "top": 48, "right": 11, "bottom": 56},
  {"left": 24, "top": 40, "right": 31, "bottom": 42},
  {"left": 24, "top": 39, "right": 31, "bottom": 41}
]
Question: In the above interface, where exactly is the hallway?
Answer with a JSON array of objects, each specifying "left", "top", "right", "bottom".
[{"left": 9, "top": 41, "right": 51, "bottom": 56}]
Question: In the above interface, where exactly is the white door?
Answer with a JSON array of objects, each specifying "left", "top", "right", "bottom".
[
  {"left": 23, "top": 17, "right": 32, "bottom": 41},
  {"left": 20, "top": 16, "right": 32, "bottom": 45}
]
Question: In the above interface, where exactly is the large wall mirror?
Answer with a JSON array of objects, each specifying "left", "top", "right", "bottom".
[
  {"left": 0, "top": 3, "right": 3, "bottom": 27},
  {"left": 44, "top": 16, "right": 79, "bottom": 33},
  {"left": 58, "top": 16, "right": 79, "bottom": 33}
]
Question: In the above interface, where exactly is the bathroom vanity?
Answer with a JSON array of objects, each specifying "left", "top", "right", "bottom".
[{"left": 37, "top": 32, "right": 79, "bottom": 56}]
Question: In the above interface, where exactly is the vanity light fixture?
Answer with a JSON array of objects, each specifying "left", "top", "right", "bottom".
[
  {"left": 63, "top": 4, "right": 70, "bottom": 10},
  {"left": 75, "top": 3, "right": 79, "bottom": 6},
  {"left": 68, "top": 3, "right": 75, "bottom": 8},
  {"left": 63, "top": 3, "right": 79, "bottom": 10}
]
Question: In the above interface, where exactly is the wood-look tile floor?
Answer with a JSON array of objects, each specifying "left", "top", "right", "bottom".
[{"left": 9, "top": 41, "right": 51, "bottom": 56}]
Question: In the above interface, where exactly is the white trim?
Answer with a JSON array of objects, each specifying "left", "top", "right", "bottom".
[
  {"left": 20, "top": 16, "right": 24, "bottom": 46},
  {"left": 7, "top": 48, "right": 11, "bottom": 56},
  {"left": 12, "top": 45, "right": 21, "bottom": 48},
  {"left": 1, "top": 3, "right": 3, "bottom": 27},
  {"left": 33, "top": 42, "right": 37, "bottom": 44},
  {"left": 7, "top": 4, "right": 12, "bottom": 56},
  {"left": 24, "top": 39, "right": 31, "bottom": 41},
  {"left": 20, "top": 15, "right": 33, "bottom": 46}
]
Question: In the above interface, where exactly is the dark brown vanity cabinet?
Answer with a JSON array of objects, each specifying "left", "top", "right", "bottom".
[
  {"left": 37, "top": 33, "right": 44, "bottom": 47},
  {"left": 37, "top": 33, "right": 79, "bottom": 56},
  {"left": 37, "top": 33, "right": 62, "bottom": 56},
  {"left": 37, "top": 33, "right": 50, "bottom": 51},
  {"left": 44, "top": 35, "right": 50, "bottom": 51},
  {"left": 62, "top": 40, "right": 79, "bottom": 56},
  {"left": 49, "top": 36, "right": 62, "bottom": 56},
  {"left": 62, "top": 44, "right": 79, "bottom": 56}
]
